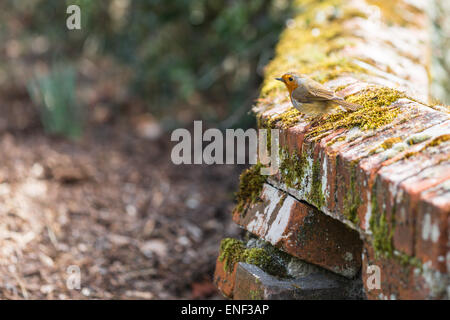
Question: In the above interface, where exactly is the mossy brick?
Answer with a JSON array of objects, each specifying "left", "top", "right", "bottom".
[
  {"left": 362, "top": 243, "right": 449, "bottom": 299},
  {"left": 406, "top": 165, "right": 450, "bottom": 272},
  {"left": 214, "top": 255, "right": 238, "bottom": 299},
  {"left": 263, "top": 103, "right": 449, "bottom": 265},
  {"left": 233, "top": 263, "right": 365, "bottom": 300},
  {"left": 233, "top": 184, "right": 362, "bottom": 278},
  {"left": 229, "top": 0, "right": 449, "bottom": 300},
  {"left": 374, "top": 139, "right": 450, "bottom": 261}
]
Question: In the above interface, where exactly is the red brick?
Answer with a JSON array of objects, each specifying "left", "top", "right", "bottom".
[
  {"left": 213, "top": 255, "right": 238, "bottom": 299},
  {"left": 373, "top": 140, "right": 450, "bottom": 262},
  {"left": 361, "top": 243, "right": 448, "bottom": 300},
  {"left": 233, "top": 184, "right": 362, "bottom": 278},
  {"left": 415, "top": 181, "right": 449, "bottom": 273},
  {"left": 233, "top": 262, "right": 364, "bottom": 300}
]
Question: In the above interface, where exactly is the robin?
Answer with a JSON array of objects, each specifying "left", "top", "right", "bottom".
[{"left": 276, "top": 72, "right": 358, "bottom": 116}]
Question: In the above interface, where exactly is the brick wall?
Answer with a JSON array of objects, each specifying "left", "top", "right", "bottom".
[{"left": 214, "top": 0, "right": 449, "bottom": 300}]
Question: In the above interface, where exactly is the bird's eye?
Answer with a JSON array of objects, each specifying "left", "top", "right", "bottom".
[{"left": 288, "top": 77, "right": 293, "bottom": 81}]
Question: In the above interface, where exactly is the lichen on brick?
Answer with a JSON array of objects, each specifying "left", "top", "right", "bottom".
[{"left": 403, "top": 134, "right": 450, "bottom": 160}]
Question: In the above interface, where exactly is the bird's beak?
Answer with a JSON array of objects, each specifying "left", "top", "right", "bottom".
[{"left": 275, "top": 77, "right": 284, "bottom": 82}]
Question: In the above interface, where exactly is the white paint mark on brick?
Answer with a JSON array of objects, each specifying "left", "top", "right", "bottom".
[
  {"left": 422, "top": 213, "right": 440, "bottom": 243},
  {"left": 266, "top": 196, "right": 295, "bottom": 244},
  {"left": 247, "top": 184, "right": 282, "bottom": 238},
  {"left": 321, "top": 155, "right": 329, "bottom": 201},
  {"left": 262, "top": 185, "right": 282, "bottom": 219}
]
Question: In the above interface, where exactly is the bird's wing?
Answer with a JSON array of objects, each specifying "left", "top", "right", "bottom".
[{"left": 292, "top": 79, "right": 336, "bottom": 102}]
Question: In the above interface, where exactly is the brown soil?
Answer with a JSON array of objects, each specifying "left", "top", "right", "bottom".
[{"left": 0, "top": 85, "right": 243, "bottom": 299}]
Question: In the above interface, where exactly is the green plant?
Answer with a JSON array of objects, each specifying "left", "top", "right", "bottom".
[
  {"left": 3, "top": 0, "right": 293, "bottom": 126},
  {"left": 27, "top": 64, "right": 83, "bottom": 139}
]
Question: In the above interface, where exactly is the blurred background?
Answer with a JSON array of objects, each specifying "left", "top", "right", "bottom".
[{"left": 0, "top": 0, "right": 294, "bottom": 299}]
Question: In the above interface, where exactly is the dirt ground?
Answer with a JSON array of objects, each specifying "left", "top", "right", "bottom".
[{"left": 0, "top": 77, "right": 244, "bottom": 299}]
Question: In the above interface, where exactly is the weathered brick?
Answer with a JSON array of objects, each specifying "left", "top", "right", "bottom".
[
  {"left": 233, "top": 184, "right": 362, "bottom": 278},
  {"left": 373, "top": 139, "right": 450, "bottom": 262},
  {"left": 213, "top": 255, "right": 238, "bottom": 299},
  {"left": 221, "top": 0, "right": 450, "bottom": 300},
  {"left": 233, "top": 263, "right": 364, "bottom": 300},
  {"left": 415, "top": 181, "right": 449, "bottom": 273},
  {"left": 361, "top": 243, "right": 449, "bottom": 300}
]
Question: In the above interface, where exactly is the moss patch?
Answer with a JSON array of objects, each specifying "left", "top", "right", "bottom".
[
  {"left": 309, "top": 159, "right": 326, "bottom": 209},
  {"left": 267, "top": 108, "right": 302, "bottom": 129},
  {"left": 369, "top": 136, "right": 403, "bottom": 155},
  {"left": 218, "top": 238, "right": 287, "bottom": 277},
  {"left": 403, "top": 134, "right": 450, "bottom": 160},
  {"left": 279, "top": 148, "right": 308, "bottom": 188},
  {"left": 235, "top": 163, "right": 266, "bottom": 214},
  {"left": 369, "top": 186, "right": 394, "bottom": 258},
  {"left": 307, "top": 87, "right": 405, "bottom": 138},
  {"left": 380, "top": 137, "right": 403, "bottom": 150},
  {"left": 396, "top": 252, "right": 423, "bottom": 270},
  {"left": 427, "top": 134, "right": 450, "bottom": 147},
  {"left": 343, "top": 163, "right": 361, "bottom": 224},
  {"left": 249, "top": 289, "right": 263, "bottom": 300}
]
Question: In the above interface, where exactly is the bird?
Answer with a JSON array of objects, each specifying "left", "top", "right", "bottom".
[{"left": 276, "top": 72, "right": 359, "bottom": 116}]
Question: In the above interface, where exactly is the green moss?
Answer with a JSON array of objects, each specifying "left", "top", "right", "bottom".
[
  {"left": 235, "top": 163, "right": 266, "bottom": 214},
  {"left": 402, "top": 134, "right": 450, "bottom": 160},
  {"left": 218, "top": 238, "right": 287, "bottom": 277},
  {"left": 267, "top": 108, "right": 302, "bottom": 129},
  {"left": 309, "top": 159, "right": 326, "bottom": 209},
  {"left": 371, "top": 212, "right": 393, "bottom": 259},
  {"left": 427, "top": 134, "right": 450, "bottom": 147},
  {"left": 326, "top": 135, "right": 346, "bottom": 146},
  {"left": 396, "top": 252, "right": 423, "bottom": 271},
  {"left": 249, "top": 289, "right": 262, "bottom": 300},
  {"left": 279, "top": 148, "right": 308, "bottom": 188},
  {"left": 245, "top": 248, "right": 281, "bottom": 275},
  {"left": 279, "top": 149, "right": 325, "bottom": 209},
  {"left": 406, "top": 134, "right": 430, "bottom": 145},
  {"left": 343, "top": 164, "right": 361, "bottom": 224},
  {"left": 380, "top": 137, "right": 403, "bottom": 149},
  {"left": 307, "top": 87, "right": 405, "bottom": 138},
  {"left": 219, "top": 238, "right": 246, "bottom": 273},
  {"left": 369, "top": 187, "right": 394, "bottom": 258},
  {"left": 369, "top": 136, "right": 403, "bottom": 155}
]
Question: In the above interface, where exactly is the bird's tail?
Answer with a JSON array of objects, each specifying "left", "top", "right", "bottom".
[{"left": 333, "top": 98, "right": 359, "bottom": 111}]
